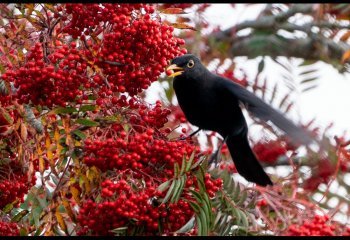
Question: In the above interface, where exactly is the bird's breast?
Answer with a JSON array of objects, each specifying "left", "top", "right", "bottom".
[{"left": 173, "top": 77, "right": 243, "bottom": 133}]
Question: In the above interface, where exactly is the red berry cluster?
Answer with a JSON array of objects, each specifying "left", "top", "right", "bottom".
[
  {"left": 304, "top": 159, "right": 335, "bottom": 191},
  {"left": 168, "top": 105, "right": 187, "bottom": 124},
  {"left": 0, "top": 161, "right": 35, "bottom": 209},
  {"left": 62, "top": 4, "right": 147, "bottom": 39},
  {"left": 219, "top": 162, "right": 237, "bottom": 174},
  {"left": 285, "top": 215, "right": 337, "bottom": 236},
  {"left": 90, "top": 17, "right": 186, "bottom": 95},
  {"left": 128, "top": 100, "right": 172, "bottom": 130},
  {"left": 77, "top": 179, "right": 194, "bottom": 236},
  {"left": 61, "top": 4, "right": 186, "bottom": 96},
  {"left": 83, "top": 129, "right": 199, "bottom": 176},
  {"left": 203, "top": 173, "right": 223, "bottom": 197},
  {"left": 2, "top": 42, "right": 87, "bottom": 107},
  {"left": 0, "top": 221, "right": 19, "bottom": 236},
  {"left": 253, "top": 140, "right": 288, "bottom": 164}
]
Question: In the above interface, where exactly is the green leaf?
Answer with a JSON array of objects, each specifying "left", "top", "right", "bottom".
[
  {"left": 185, "top": 151, "right": 195, "bottom": 172},
  {"left": 222, "top": 222, "right": 232, "bottom": 236},
  {"left": 79, "top": 105, "right": 97, "bottom": 112},
  {"left": 175, "top": 216, "right": 195, "bottom": 233},
  {"left": 180, "top": 156, "right": 186, "bottom": 175},
  {"left": 11, "top": 210, "right": 29, "bottom": 223},
  {"left": 189, "top": 201, "right": 201, "bottom": 213},
  {"left": 2, "top": 201, "right": 16, "bottom": 213},
  {"left": 196, "top": 215, "right": 203, "bottom": 236},
  {"left": 231, "top": 207, "right": 241, "bottom": 224},
  {"left": 236, "top": 190, "right": 247, "bottom": 206},
  {"left": 162, "top": 180, "right": 176, "bottom": 204},
  {"left": 171, "top": 175, "right": 186, "bottom": 203},
  {"left": 169, "top": 178, "right": 181, "bottom": 203},
  {"left": 199, "top": 208, "right": 208, "bottom": 236},
  {"left": 76, "top": 118, "right": 99, "bottom": 127},
  {"left": 110, "top": 227, "right": 128, "bottom": 236},
  {"left": 19, "top": 227, "right": 28, "bottom": 236},
  {"left": 157, "top": 180, "right": 171, "bottom": 192},
  {"left": 174, "top": 162, "right": 180, "bottom": 177},
  {"left": 189, "top": 190, "right": 203, "bottom": 204},
  {"left": 71, "top": 129, "right": 87, "bottom": 140},
  {"left": 202, "top": 192, "right": 212, "bottom": 224},
  {"left": 0, "top": 107, "right": 13, "bottom": 125},
  {"left": 54, "top": 107, "right": 77, "bottom": 114},
  {"left": 213, "top": 211, "right": 222, "bottom": 229},
  {"left": 238, "top": 210, "right": 249, "bottom": 228},
  {"left": 232, "top": 182, "right": 240, "bottom": 202}
]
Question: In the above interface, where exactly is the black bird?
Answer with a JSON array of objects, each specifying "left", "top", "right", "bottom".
[{"left": 167, "top": 54, "right": 313, "bottom": 186}]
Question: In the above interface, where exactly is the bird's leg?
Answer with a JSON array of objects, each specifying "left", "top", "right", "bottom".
[
  {"left": 179, "top": 128, "right": 201, "bottom": 140},
  {"left": 208, "top": 136, "right": 228, "bottom": 166}
]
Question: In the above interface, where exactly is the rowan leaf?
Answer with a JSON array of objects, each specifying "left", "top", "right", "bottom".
[
  {"left": 71, "top": 129, "right": 87, "bottom": 140},
  {"left": 160, "top": 8, "right": 187, "bottom": 14},
  {"left": 175, "top": 217, "right": 195, "bottom": 233},
  {"left": 79, "top": 105, "right": 97, "bottom": 112},
  {"left": 55, "top": 206, "right": 67, "bottom": 233},
  {"left": 11, "top": 210, "right": 29, "bottom": 223},
  {"left": 342, "top": 50, "right": 350, "bottom": 63},
  {"left": 20, "top": 123, "right": 27, "bottom": 141},
  {"left": 76, "top": 118, "right": 99, "bottom": 127},
  {"left": 162, "top": 180, "right": 176, "bottom": 204},
  {"left": 171, "top": 175, "right": 186, "bottom": 203},
  {"left": 171, "top": 22, "right": 197, "bottom": 31},
  {"left": 52, "top": 107, "right": 77, "bottom": 114},
  {"left": 62, "top": 198, "right": 76, "bottom": 222},
  {"left": 157, "top": 180, "right": 171, "bottom": 192},
  {"left": 70, "top": 185, "right": 81, "bottom": 204}
]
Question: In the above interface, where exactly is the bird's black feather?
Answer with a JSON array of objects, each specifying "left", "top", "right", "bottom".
[{"left": 170, "top": 54, "right": 313, "bottom": 186}]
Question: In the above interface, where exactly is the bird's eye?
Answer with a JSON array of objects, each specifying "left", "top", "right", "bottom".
[{"left": 187, "top": 59, "right": 195, "bottom": 68}]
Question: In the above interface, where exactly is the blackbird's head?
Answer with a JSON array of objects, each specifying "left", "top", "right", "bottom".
[{"left": 166, "top": 54, "right": 203, "bottom": 78}]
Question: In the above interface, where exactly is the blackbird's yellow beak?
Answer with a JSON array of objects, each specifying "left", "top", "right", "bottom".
[{"left": 167, "top": 64, "right": 184, "bottom": 77}]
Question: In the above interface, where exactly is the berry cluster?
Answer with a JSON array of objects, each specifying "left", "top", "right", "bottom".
[
  {"left": 76, "top": 179, "right": 194, "bottom": 235},
  {"left": 128, "top": 100, "right": 172, "bottom": 130},
  {"left": 253, "top": 140, "right": 288, "bottom": 164},
  {"left": 3, "top": 4, "right": 186, "bottom": 107},
  {"left": 77, "top": 171, "right": 222, "bottom": 236},
  {"left": 168, "top": 105, "right": 187, "bottom": 124},
  {"left": 0, "top": 221, "right": 19, "bottom": 236},
  {"left": 83, "top": 129, "right": 199, "bottom": 176},
  {"left": 62, "top": 3, "right": 186, "bottom": 96},
  {"left": 91, "top": 16, "right": 186, "bottom": 95},
  {"left": 285, "top": 215, "right": 346, "bottom": 236},
  {"left": 219, "top": 162, "right": 237, "bottom": 174},
  {"left": 2, "top": 42, "right": 87, "bottom": 107},
  {"left": 0, "top": 161, "right": 35, "bottom": 209},
  {"left": 304, "top": 159, "right": 335, "bottom": 191},
  {"left": 62, "top": 4, "right": 147, "bottom": 39}
]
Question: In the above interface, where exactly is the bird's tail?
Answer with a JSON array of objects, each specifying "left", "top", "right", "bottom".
[{"left": 226, "top": 133, "right": 273, "bottom": 186}]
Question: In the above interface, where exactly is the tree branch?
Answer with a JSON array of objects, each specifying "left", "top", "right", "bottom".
[{"left": 207, "top": 4, "right": 350, "bottom": 70}]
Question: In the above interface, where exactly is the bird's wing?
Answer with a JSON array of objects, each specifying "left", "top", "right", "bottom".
[{"left": 217, "top": 76, "right": 313, "bottom": 145}]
